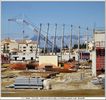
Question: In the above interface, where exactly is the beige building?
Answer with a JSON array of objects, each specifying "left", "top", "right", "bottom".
[
  {"left": 94, "top": 30, "right": 105, "bottom": 47},
  {"left": 1, "top": 38, "right": 42, "bottom": 61},
  {"left": 1, "top": 38, "right": 18, "bottom": 53},
  {"left": 1, "top": 38, "right": 40, "bottom": 54},
  {"left": 18, "top": 39, "right": 38, "bottom": 54}
]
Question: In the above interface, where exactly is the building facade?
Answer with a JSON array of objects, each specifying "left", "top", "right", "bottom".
[
  {"left": 18, "top": 40, "right": 37, "bottom": 54},
  {"left": 92, "top": 30, "right": 105, "bottom": 76},
  {"left": 1, "top": 38, "right": 18, "bottom": 53},
  {"left": 1, "top": 38, "right": 41, "bottom": 61}
]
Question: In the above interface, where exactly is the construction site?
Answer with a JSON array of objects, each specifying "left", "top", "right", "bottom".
[
  {"left": 1, "top": 2, "right": 105, "bottom": 97},
  {"left": 1, "top": 15, "right": 105, "bottom": 97}
]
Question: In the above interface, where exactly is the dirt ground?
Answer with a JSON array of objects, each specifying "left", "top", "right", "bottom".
[
  {"left": 1, "top": 68, "right": 105, "bottom": 97},
  {"left": 1, "top": 89, "right": 105, "bottom": 97}
]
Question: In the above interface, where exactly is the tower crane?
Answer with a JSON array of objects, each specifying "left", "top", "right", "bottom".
[{"left": 8, "top": 18, "right": 54, "bottom": 57}]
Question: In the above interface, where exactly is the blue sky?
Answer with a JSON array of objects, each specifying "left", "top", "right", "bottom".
[{"left": 1, "top": 1, "right": 105, "bottom": 44}]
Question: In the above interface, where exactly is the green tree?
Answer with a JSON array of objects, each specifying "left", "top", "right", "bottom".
[{"left": 73, "top": 44, "right": 78, "bottom": 49}]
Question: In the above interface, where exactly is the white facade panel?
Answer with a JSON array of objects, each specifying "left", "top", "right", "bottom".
[
  {"left": 39, "top": 55, "right": 58, "bottom": 66},
  {"left": 94, "top": 33, "right": 105, "bottom": 42},
  {"left": 94, "top": 31, "right": 105, "bottom": 47},
  {"left": 11, "top": 53, "right": 36, "bottom": 61}
]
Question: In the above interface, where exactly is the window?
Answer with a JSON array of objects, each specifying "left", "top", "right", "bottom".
[
  {"left": 23, "top": 46, "right": 26, "bottom": 48},
  {"left": 23, "top": 53, "right": 25, "bottom": 55},
  {"left": 30, "top": 46, "right": 33, "bottom": 48},
  {"left": 22, "top": 57, "right": 25, "bottom": 61},
  {"left": 31, "top": 57, "right": 33, "bottom": 60},
  {"left": 7, "top": 46, "right": 9, "bottom": 48},
  {"left": 23, "top": 50, "right": 26, "bottom": 51},
  {"left": 14, "top": 57, "right": 18, "bottom": 61},
  {"left": 12, "top": 52, "right": 17, "bottom": 55}
]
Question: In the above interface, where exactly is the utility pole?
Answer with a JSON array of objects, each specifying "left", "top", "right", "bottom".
[
  {"left": 93, "top": 27, "right": 96, "bottom": 51},
  {"left": 44, "top": 23, "right": 49, "bottom": 55},
  {"left": 86, "top": 27, "right": 88, "bottom": 51},
  {"left": 78, "top": 26, "right": 80, "bottom": 51},
  {"left": 52, "top": 24, "right": 57, "bottom": 55},
  {"left": 69, "top": 25, "right": 73, "bottom": 60},
  {"left": 54, "top": 24, "right": 57, "bottom": 55},
  {"left": 22, "top": 30, "right": 25, "bottom": 40},
  {"left": 39, "top": 24, "right": 42, "bottom": 50},
  {"left": 78, "top": 26, "right": 80, "bottom": 63},
  {"left": 62, "top": 24, "right": 65, "bottom": 53},
  {"left": 61, "top": 24, "right": 65, "bottom": 61},
  {"left": 93, "top": 23, "right": 96, "bottom": 43},
  {"left": 36, "top": 23, "right": 42, "bottom": 57},
  {"left": 22, "top": 14, "right": 25, "bottom": 41},
  {"left": 61, "top": 37, "right": 63, "bottom": 62},
  {"left": 22, "top": 19, "right": 25, "bottom": 41},
  {"left": 46, "top": 23, "right": 49, "bottom": 53},
  {"left": 52, "top": 37, "right": 54, "bottom": 55}
]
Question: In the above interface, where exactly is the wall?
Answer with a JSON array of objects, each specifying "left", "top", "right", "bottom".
[
  {"left": 59, "top": 53, "right": 79, "bottom": 61},
  {"left": 39, "top": 55, "right": 58, "bottom": 66},
  {"left": 94, "top": 31, "right": 105, "bottom": 42},
  {"left": 96, "top": 48, "right": 105, "bottom": 70},
  {"left": 94, "top": 31, "right": 105, "bottom": 47},
  {"left": 10, "top": 42, "right": 18, "bottom": 52},
  {"left": 11, "top": 53, "right": 36, "bottom": 61},
  {"left": 18, "top": 43, "right": 38, "bottom": 53}
]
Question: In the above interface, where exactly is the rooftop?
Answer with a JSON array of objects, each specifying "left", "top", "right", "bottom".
[
  {"left": 17, "top": 39, "right": 37, "bottom": 44},
  {"left": 1, "top": 38, "right": 17, "bottom": 44}
]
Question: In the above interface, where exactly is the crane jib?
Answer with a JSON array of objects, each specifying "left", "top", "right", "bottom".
[{"left": 8, "top": 18, "right": 54, "bottom": 47}]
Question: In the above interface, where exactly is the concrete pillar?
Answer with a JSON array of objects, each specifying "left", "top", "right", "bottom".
[{"left": 91, "top": 51, "right": 96, "bottom": 77}]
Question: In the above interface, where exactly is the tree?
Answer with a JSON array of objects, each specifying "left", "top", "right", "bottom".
[
  {"left": 81, "top": 43, "right": 86, "bottom": 49},
  {"left": 73, "top": 44, "right": 78, "bottom": 49},
  {"left": 73, "top": 43, "right": 86, "bottom": 49}
]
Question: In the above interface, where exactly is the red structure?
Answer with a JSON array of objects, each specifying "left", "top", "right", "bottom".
[
  {"left": 64, "top": 63, "right": 75, "bottom": 69},
  {"left": 96, "top": 47, "right": 105, "bottom": 71},
  {"left": 10, "top": 63, "right": 26, "bottom": 70},
  {"left": 94, "top": 30, "right": 105, "bottom": 75}
]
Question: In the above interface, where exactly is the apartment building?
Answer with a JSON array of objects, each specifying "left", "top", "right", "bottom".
[
  {"left": 1, "top": 38, "right": 18, "bottom": 53},
  {"left": 18, "top": 39, "right": 37, "bottom": 53},
  {"left": 1, "top": 38, "right": 41, "bottom": 61}
]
